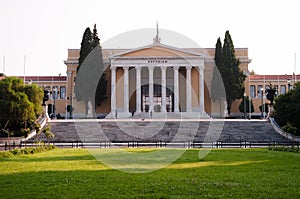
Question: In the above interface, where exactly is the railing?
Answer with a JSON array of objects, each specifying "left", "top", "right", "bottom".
[{"left": 1, "top": 140, "right": 299, "bottom": 150}]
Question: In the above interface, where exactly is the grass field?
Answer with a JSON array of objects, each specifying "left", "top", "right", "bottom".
[{"left": 0, "top": 148, "right": 299, "bottom": 198}]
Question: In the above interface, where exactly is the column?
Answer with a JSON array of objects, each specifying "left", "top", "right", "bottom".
[
  {"left": 161, "top": 66, "right": 167, "bottom": 112},
  {"left": 148, "top": 66, "right": 154, "bottom": 112},
  {"left": 123, "top": 66, "right": 129, "bottom": 113},
  {"left": 199, "top": 65, "right": 205, "bottom": 114},
  {"left": 186, "top": 66, "right": 192, "bottom": 113},
  {"left": 111, "top": 66, "right": 116, "bottom": 116},
  {"left": 173, "top": 66, "right": 180, "bottom": 112},
  {"left": 136, "top": 66, "right": 142, "bottom": 113}
]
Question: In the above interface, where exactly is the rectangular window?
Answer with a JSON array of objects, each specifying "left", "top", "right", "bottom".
[
  {"left": 280, "top": 85, "right": 286, "bottom": 94},
  {"left": 257, "top": 85, "right": 263, "bottom": 98},
  {"left": 250, "top": 85, "right": 256, "bottom": 98},
  {"left": 60, "top": 86, "right": 66, "bottom": 99},
  {"left": 52, "top": 86, "right": 58, "bottom": 99}
]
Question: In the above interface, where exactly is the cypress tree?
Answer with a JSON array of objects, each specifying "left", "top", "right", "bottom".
[
  {"left": 75, "top": 25, "right": 107, "bottom": 116},
  {"left": 219, "top": 31, "right": 246, "bottom": 115},
  {"left": 91, "top": 24, "right": 100, "bottom": 48},
  {"left": 78, "top": 27, "right": 92, "bottom": 72},
  {"left": 211, "top": 37, "right": 226, "bottom": 117},
  {"left": 214, "top": 37, "right": 222, "bottom": 68}
]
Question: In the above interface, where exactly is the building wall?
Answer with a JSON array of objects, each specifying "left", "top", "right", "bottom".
[
  {"left": 62, "top": 47, "right": 252, "bottom": 117},
  {"left": 248, "top": 75, "right": 300, "bottom": 114}
]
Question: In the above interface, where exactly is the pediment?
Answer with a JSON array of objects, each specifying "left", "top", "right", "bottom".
[{"left": 111, "top": 43, "right": 203, "bottom": 58}]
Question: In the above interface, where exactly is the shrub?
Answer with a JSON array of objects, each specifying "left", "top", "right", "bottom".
[
  {"left": 282, "top": 122, "right": 297, "bottom": 135},
  {"left": 0, "top": 151, "right": 14, "bottom": 158},
  {"left": 0, "top": 145, "right": 56, "bottom": 158},
  {"left": 274, "top": 82, "right": 300, "bottom": 135},
  {"left": 268, "top": 145, "right": 300, "bottom": 153}
]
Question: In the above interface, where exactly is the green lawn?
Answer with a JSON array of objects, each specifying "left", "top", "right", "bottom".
[{"left": 0, "top": 148, "right": 299, "bottom": 198}]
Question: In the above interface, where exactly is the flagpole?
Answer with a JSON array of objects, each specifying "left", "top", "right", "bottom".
[
  {"left": 263, "top": 75, "right": 265, "bottom": 118},
  {"left": 295, "top": 53, "right": 297, "bottom": 82},
  {"left": 23, "top": 55, "right": 26, "bottom": 83},
  {"left": 2, "top": 55, "right": 5, "bottom": 74}
]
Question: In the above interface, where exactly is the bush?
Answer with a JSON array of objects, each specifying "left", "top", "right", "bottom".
[
  {"left": 268, "top": 145, "right": 300, "bottom": 153},
  {"left": 239, "top": 96, "right": 254, "bottom": 113},
  {"left": 259, "top": 103, "right": 269, "bottom": 114},
  {"left": 274, "top": 82, "right": 300, "bottom": 135},
  {"left": 282, "top": 122, "right": 297, "bottom": 135},
  {"left": 0, "top": 151, "right": 14, "bottom": 158},
  {"left": 0, "top": 145, "right": 56, "bottom": 158}
]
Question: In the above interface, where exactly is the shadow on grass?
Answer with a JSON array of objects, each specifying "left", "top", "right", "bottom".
[{"left": 0, "top": 159, "right": 299, "bottom": 199}]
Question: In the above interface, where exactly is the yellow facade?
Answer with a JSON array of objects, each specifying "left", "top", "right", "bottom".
[
  {"left": 63, "top": 44, "right": 251, "bottom": 118},
  {"left": 15, "top": 44, "right": 298, "bottom": 118}
]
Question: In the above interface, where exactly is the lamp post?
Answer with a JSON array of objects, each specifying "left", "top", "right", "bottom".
[
  {"left": 287, "top": 78, "right": 291, "bottom": 92},
  {"left": 260, "top": 88, "right": 263, "bottom": 119},
  {"left": 243, "top": 93, "right": 246, "bottom": 119},
  {"left": 67, "top": 71, "right": 73, "bottom": 119},
  {"left": 53, "top": 87, "right": 57, "bottom": 119},
  {"left": 249, "top": 96, "right": 251, "bottom": 120}
]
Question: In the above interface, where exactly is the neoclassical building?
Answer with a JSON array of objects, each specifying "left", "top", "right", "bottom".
[{"left": 64, "top": 34, "right": 251, "bottom": 118}]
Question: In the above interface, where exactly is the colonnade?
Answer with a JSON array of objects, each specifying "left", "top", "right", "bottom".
[{"left": 110, "top": 65, "right": 205, "bottom": 116}]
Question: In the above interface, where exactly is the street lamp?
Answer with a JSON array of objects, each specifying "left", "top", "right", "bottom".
[
  {"left": 260, "top": 88, "right": 263, "bottom": 119},
  {"left": 243, "top": 93, "right": 247, "bottom": 119},
  {"left": 249, "top": 96, "right": 251, "bottom": 120},
  {"left": 53, "top": 87, "right": 57, "bottom": 119},
  {"left": 287, "top": 78, "right": 291, "bottom": 92},
  {"left": 67, "top": 71, "right": 73, "bottom": 119}
]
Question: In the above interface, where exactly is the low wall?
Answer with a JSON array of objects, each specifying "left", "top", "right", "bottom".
[{"left": 269, "top": 118, "right": 300, "bottom": 142}]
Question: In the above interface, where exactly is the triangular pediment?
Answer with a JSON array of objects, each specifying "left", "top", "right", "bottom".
[{"left": 111, "top": 43, "right": 202, "bottom": 58}]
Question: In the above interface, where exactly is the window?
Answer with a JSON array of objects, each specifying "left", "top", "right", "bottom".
[
  {"left": 257, "top": 85, "right": 263, "bottom": 98},
  {"left": 250, "top": 85, "right": 256, "bottom": 98},
  {"left": 60, "top": 86, "right": 66, "bottom": 99},
  {"left": 274, "top": 85, "right": 278, "bottom": 96},
  {"left": 52, "top": 86, "right": 58, "bottom": 99},
  {"left": 280, "top": 85, "right": 286, "bottom": 94}
]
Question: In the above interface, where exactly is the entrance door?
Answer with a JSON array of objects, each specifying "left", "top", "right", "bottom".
[{"left": 141, "top": 84, "right": 173, "bottom": 112}]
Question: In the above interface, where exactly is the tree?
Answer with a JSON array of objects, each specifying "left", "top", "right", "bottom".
[
  {"left": 32, "top": 121, "right": 41, "bottom": 141},
  {"left": 211, "top": 37, "right": 226, "bottom": 116},
  {"left": 78, "top": 27, "right": 92, "bottom": 72},
  {"left": 21, "top": 128, "right": 30, "bottom": 146},
  {"left": 259, "top": 103, "right": 269, "bottom": 116},
  {"left": 0, "top": 77, "right": 42, "bottom": 136},
  {"left": 24, "top": 84, "right": 43, "bottom": 116},
  {"left": 239, "top": 96, "right": 254, "bottom": 113},
  {"left": 75, "top": 24, "right": 107, "bottom": 116},
  {"left": 218, "top": 31, "right": 246, "bottom": 115},
  {"left": 42, "top": 124, "right": 54, "bottom": 145},
  {"left": 274, "top": 82, "right": 300, "bottom": 135},
  {"left": 91, "top": 24, "right": 100, "bottom": 48}
]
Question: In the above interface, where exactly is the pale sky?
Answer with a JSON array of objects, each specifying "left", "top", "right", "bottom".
[{"left": 0, "top": 0, "right": 299, "bottom": 76}]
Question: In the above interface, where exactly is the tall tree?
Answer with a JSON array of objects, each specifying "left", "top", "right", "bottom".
[
  {"left": 220, "top": 31, "right": 246, "bottom": 115},
  {"left": 92, "top": 24, "right": 108, "bottom": 107},
  {"left": 214, "top": 37, "right": 222, "bottom": 67},
  {"left": 78, "top": 27, "right": 92, "bottom": 72},
  {"left": 75, "top": 24, "right": 107, "bottom": 116},
  {"left": 91, "top": 24, "right": 100, "bottom": 48},
  {"left": 211, "top": 37, "right": 226, "bottom": 117}
]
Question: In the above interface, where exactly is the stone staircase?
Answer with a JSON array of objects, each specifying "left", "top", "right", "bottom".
[{"left": 35, "top": 120, "right": 293, "bottom": 144}]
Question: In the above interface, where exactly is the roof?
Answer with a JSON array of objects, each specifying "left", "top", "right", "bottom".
[
  {"left": 110, "top": 43, "right": 204, "bottom": 58},
  {"left": 250, "top": 74, "right": 300, "bottom": 81},
  {"left": 15, "top": 76, "right": 67, "bottom": 82}
]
